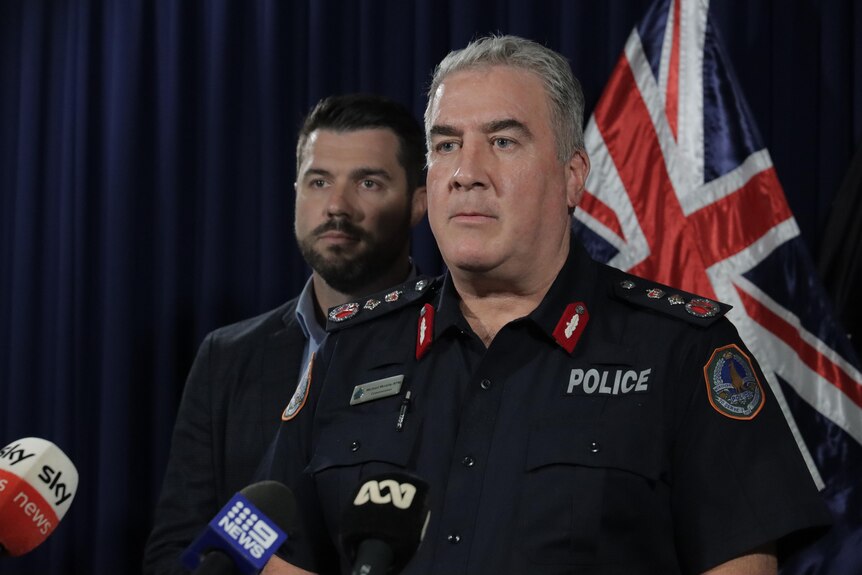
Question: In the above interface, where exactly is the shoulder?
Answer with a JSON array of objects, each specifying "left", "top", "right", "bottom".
[
  {"left": 325, "top": 275, "right": 441, "bottom": 332},
  {"left": 600, "top": 266, "right": 731, "bottom": 328},
  {"left": 205, "top": 297, "right": 300, "bottom": 348}
]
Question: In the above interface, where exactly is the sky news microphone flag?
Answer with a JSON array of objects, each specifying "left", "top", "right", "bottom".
[
  {"left": 0, "top": 438, "right": 78, "bottom": 557},
  {"left": 571, "top": 0, "right": 862, "bottom": 571}
]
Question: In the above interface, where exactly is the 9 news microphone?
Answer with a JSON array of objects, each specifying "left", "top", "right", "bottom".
[
  {"left": 341, "top": 472, "right": 430, "bottom": 575},
  {"left": 181, "top": 480, "right": 297, "bottom": 575},
  {"left": 0, "top": 437, "right": 78, "bottom": 557}
]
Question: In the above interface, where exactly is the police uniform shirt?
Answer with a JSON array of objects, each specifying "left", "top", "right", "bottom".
[{"left": 270, "top": 238, "right": 830, "bottom": 575}]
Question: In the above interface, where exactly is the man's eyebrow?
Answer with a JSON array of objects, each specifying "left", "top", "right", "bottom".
[
  {"left": 350, "top": 167, "right": 392, "bottom": 182},
  {"left": 482, "top": 118, "right": 532, "bottom": 139},
  {"left": 301, "top": 168, "right": 332, "bottom": 179},
  {"left": 429, "top": 125, "right": 462, "bottom": 138},
  {"left": 300, "top": 167, "right": 392, "bottom": 182}
]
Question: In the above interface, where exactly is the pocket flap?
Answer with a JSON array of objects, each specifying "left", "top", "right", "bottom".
[
  {"left": 307, "top": 412, "right": 418, "bottom": 473},
  {"left": 525, "top": 419, "right": 660, "bottom": 480}
]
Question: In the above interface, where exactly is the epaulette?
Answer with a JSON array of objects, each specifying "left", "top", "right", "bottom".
[
  {"left": 610, "top": 272, "right": 731, "bottom": 327},
  {"left": 325, "top": 275, "right": 440, "bottom": 332}
]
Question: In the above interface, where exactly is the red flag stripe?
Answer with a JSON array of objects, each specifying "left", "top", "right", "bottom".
[
  {"left": 579, "top": 189, "right": 625, "bottom": 242},
  {"left": 665, "top": 0, "right": 681, "bottom": 138},
  {"left": 595, "top": 54, "right": 715, "bottom": 298},
  {"left": 685, "top": 168, "right": 794, "bottom": 268},
  {"left": 736, "top": 285, "right": 862, "bottom": 409}
]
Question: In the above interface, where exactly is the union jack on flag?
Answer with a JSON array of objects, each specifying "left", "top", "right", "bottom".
[{"left": 572, "top": 0, "right": 862, "bottom": 571}]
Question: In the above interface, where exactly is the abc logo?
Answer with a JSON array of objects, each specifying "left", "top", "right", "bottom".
[{"left": 353, "top": 479, "right": 416, "bottom": 510}]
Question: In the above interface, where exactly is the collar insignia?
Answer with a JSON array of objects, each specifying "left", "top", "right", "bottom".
[{"left": 329, "top": 302, "right": 360, "bottom": 322}]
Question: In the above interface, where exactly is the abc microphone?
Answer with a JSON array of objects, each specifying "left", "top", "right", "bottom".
[
  {"left": 0, "top": 437, "right": 78, "bottom": 557},
  {"left": 341, "top": 472, "right": 430, "bottom": 575},
  {"left": 181, "top": 480, "right": 297, "bottom": 575}
]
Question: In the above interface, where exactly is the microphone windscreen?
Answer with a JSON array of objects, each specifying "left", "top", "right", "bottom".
[
  {"left": 340, "top": 472, "right": 430, "bottom": 572},
  {"left": 0, "top": 438, "right": 78, "bottom": 556},
  {"left": 240, "top": 480, "right": 299, "bottom": 535},
  {"left": 181, "top": 480, "right": 296, "bottom": 574}
]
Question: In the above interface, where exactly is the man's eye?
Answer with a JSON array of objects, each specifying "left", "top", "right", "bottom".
[
  {"left": 436, "top": 141, "right": 459, "bottom": 153},
  {"left": 309, "top": 179, "right": 327, "bottom": 188},
  {"left": 493, "top": 137, "right": 514, "bottom": 149},
  {"left": 360, "top": 179, "right": 381, "bottom": 190}
]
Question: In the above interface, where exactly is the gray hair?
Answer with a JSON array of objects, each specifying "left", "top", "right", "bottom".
[{"left": 424, "top": 35, "right": 585, "bottom": 163}]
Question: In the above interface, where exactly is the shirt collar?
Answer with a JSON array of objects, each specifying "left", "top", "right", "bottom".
[
  {"left": 528, "top": 236, "right": 601, "bottom": 341},
  {"left": 432, "top": 237, "right": 600, "bottom": 342},
  {"left": 295, "top": 276, "right": 327, "bottom": 349},
  {"left": 296, "top": 261, "right": 421, "bottom": 343}
]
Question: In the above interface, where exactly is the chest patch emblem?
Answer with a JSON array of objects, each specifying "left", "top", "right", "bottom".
[
  {"left": 553, "top": 302, "right": 589, "bottom": 354},
  {"left": 283, "top": 353, "right": 314, "bottom": 421},
  {"left": 703, "top": 344, "right": 764, "bottom": 420},
  {"left": 350, "top": 374, "right": 404, "bottom": 406}
]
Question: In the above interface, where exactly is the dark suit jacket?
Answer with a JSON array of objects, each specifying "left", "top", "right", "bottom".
[{"left": 143, "top": 298, "right": 306, "bottom": 574}]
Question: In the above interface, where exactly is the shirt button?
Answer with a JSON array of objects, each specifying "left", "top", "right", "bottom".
[
  {"left": 447, "top": 533, "right": 461, "bottom": 544},
  {"left": 350, "top": 441, "right": 361, "bottom": 452},
  {"left": 461, "top": 455, "right": 475, "bottom": 468},
  {"left": 479, "top": 378, "right": 492, "bottom": 390},
  {"left": 590, "top": 441, "right": 601, "bottom": 454}
]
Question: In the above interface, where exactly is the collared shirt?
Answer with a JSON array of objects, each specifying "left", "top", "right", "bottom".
[
  {"left": 270, "top": 240, "right": 830, "bottom": 574},
  {"left": 294, "top": 275, "right": 329, "bottom": 383},
  {"left": 294, "top": 263, "right": 420, "bottom": 387}
]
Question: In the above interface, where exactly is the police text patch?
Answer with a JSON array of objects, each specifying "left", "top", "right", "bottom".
[
  {"left": 703, "top": 344, "right": 764, "bottom": 420},
  {"left": 566, "top": 367, "right": 652, "bottom": 396}
]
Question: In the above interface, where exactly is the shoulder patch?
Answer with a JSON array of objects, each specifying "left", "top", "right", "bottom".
[
  {"left": 611, "top": 274, "right": 731, "bottom": 326},
  {"left": 283, "top": 353, "right": 314, "bottom": 421},
  {"left": 703, "top": 344, "right": 764, "bottom": 420},
  {"left": 325, "top": 275, "right": 440, "bottom": 332}
]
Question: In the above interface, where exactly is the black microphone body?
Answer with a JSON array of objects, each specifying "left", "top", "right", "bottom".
[
  {"left": 340, "top": 473, "right": 430, "bottom": 575},
  {"left": 194, "top": 550, "right": 241, "bottom": 575},
  {"left": 351, "top": 538, "right": 394, "bottom": 575}
]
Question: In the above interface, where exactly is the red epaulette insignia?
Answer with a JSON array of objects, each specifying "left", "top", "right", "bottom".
[
  {"left": 552, "top": 302, "right": 589, "bottom": 354},
  {"left": 416, "top": 303, "right": 435, "bottom": 360}
]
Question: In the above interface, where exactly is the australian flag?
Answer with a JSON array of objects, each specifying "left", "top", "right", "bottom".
[{"left": 572, "top": 0, "right": 862, "bottom": 571}]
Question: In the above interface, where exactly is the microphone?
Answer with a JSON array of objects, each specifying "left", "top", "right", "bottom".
[
  {"left": 181, "top": 480, "right": 297, "bottom": 575},
  {"left": 341, "top": 472, "right": 430, "bottom": 575},
  {"left": 0, "top": 437, "right": 78, "bottom": 557}
]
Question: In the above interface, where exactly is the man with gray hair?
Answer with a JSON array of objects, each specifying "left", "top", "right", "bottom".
[{"left": 263, "top": 35, "right": 829, "bottom": 575}]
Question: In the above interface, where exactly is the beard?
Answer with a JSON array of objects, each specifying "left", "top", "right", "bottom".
[{"left": 298, "top": 216, "right": 411, "bottom": 294}]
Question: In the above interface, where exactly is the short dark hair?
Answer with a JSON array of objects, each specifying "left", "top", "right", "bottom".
[{"left": 296, "top": 94, "right": 426, "bottom": 194}]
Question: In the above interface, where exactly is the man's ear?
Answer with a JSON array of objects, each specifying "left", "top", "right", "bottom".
[
  {"left": 410, "top": 186, "right": 428, "bottom": 227},
  {"left": 566, "top": 150, "right": 590, "bottom": 211}
]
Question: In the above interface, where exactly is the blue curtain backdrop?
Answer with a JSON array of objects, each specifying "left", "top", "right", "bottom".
[{"left": 1, "top": 1, "right": 860, "bottom": 573}]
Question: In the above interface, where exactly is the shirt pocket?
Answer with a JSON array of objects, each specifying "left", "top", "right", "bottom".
[
  {"left": 306, "top": 411, "right": 422, "bottom": 535},
  {"left": 519, "top": 418, "right": 662, "bottom": 568}
]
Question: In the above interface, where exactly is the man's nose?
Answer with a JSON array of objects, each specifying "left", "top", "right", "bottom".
[
  {"left": 325, "top": 182, "right": 357, "bottom": 218},
  {"left": 450, "top": 142, "right": 490, "bottom": 192}
]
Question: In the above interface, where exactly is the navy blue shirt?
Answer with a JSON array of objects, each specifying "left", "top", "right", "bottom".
[{"left": 267, "top": 240, "right": 830, "bottom": 574}]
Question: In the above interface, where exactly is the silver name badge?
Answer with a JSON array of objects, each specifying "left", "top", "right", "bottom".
[{"left": 350, "top": 375, "right": 404, "bottom": 406}]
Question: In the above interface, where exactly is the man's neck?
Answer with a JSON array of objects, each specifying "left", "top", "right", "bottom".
[{"left": 452, "top": 240, "right": 569, "bottom": 348}]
